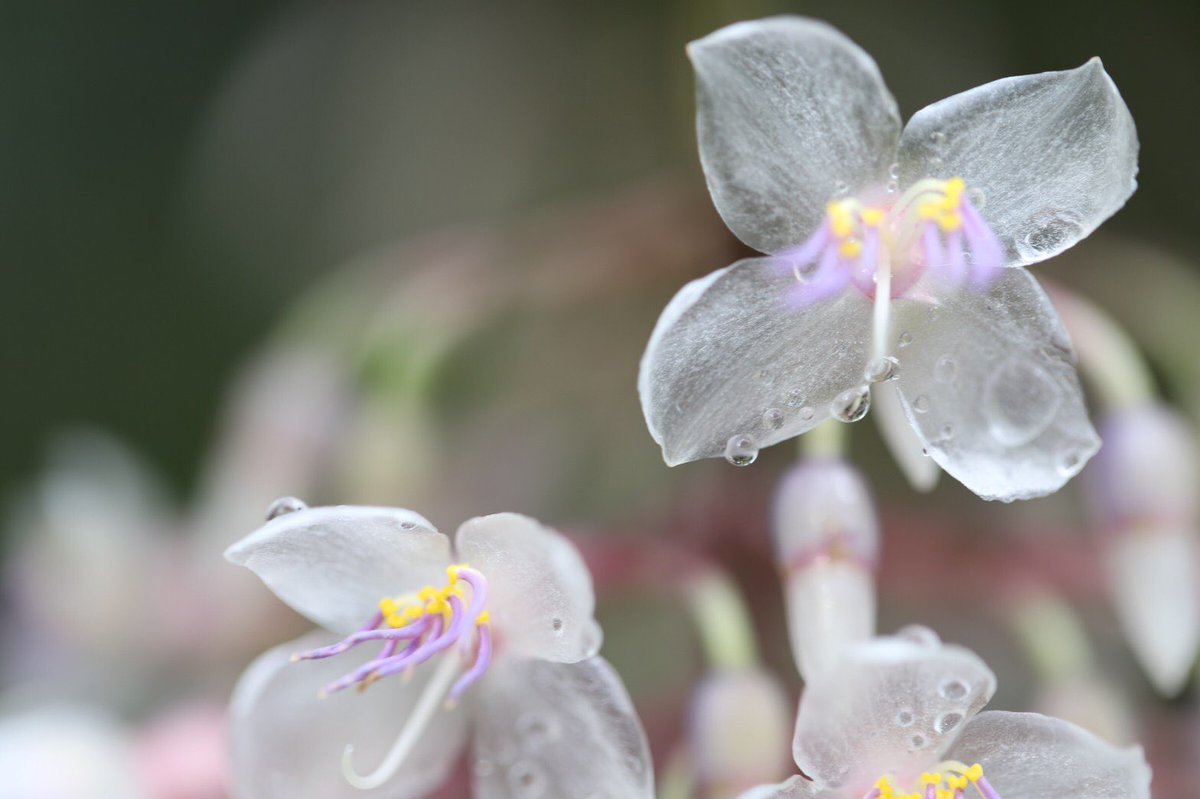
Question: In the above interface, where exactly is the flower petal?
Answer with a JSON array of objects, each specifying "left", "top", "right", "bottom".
[
  {"left": 892, "top": 269, "right": 1099, "bottom": 501},
  {"left": 945, "top": 711, "right": 1151, "bottom": 799},
  {"left": 455, "top": 513, "right": 598, "bottom": 663},
  {"left": 736, "top": 776, "right": 826, "bottom": 799},
  {"left": 793, "top": 631, "right": 996, "bottom": 795},
  {"left": 229, "top": 631, "right": 468, "bottom": 799},
  {"left": 898, "top": 58, "right": 1137, "bottom": 268},
  {"left": 470, "top": 655, "right": 654, "bottom": 799},
  {"left": 225, "top": 505, "right": 451, "bottom": 635},
  {"left": 689, "top": 16, "right": 901, "bottom": 254},
  {"left": 639, "top": 258, "right": 872, "bottom": 466},
  {"left": 872, "top": 380, "right": 940, "bottom": 492}
]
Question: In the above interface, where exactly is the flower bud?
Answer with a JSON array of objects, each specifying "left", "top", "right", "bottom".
[
  {"left": 1084, "top": 405, "right": 1200, "bottom": 695},
  {"left": 773, "top": 458, "right": 879, "bottom": 680},
  {"left": 688, "top": 668, "right": 792, "bottom": 799}
]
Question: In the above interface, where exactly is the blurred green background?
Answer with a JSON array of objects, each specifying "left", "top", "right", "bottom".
[{"left": 4, "top": 0, "right": 1199, "bottom": 504}]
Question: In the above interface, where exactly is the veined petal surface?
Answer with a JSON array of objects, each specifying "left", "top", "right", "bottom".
[
  {"left": 690, "top": 16, "right": 900, "bottom": 254},
  {"left": 229, "top": 631, "right": 468, "bottom": 799},
  {"left": 455, "top": 514, "right": 598, "bottom": 663},
  {"left": 946, "top": 711, "right": 1151, "bottom": 799},
  {"left": 639, "top": 258, "right": 872, "bottom": 466},
  {"left": 793, "top": 631, "right": 995, "bottom": 795},
  {"left": 470, "top": 655, "right": 654, "bottom": 799},
  {"left": 898, "top": 59, "right": 1137, "bottom": 267},
  {"left": 892, "top": 270, "right": 1099, "bottom": 501},
  {"left": 225, "top": 506, "right": 451, "bottom": 635}
]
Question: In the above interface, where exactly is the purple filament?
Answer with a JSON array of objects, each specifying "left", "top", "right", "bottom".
[
  {"left": 448, "top": 623, "right": 493, "bottom": 702},
  {"left": 974, "top": 777, "right": 1004, "bottom": 799}
]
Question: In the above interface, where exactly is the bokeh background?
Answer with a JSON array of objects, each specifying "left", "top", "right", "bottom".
[{"left": 4, "top": 0, "right": 1200, "bottom": 796}]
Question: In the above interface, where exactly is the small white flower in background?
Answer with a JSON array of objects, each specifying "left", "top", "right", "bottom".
[
  {"left": 738, "top": 627, "right": 1151, "bottom": 799},
  {"left": 639, "top": 16, "right": 1138, "bottom": 501},
  {"left": 1083, "top": 405, "right": 1200, "bottom": 696},
  {"left": 773, "top": 458, "right": 879, "bottom": 680},
  {"left": 225, "top": 503, "right": 654, "bottom": 799}
]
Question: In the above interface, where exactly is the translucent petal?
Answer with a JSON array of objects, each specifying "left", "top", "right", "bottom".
[
  {"left": 1106, "top": 528, "right": 1200, "bottom": 696},
  {"left": 793, "top": 633, "right": 996, "bottom": 795},
  {"left": 639, "top": 258, "right": 873, "bottom": 466},
  {"left": 229, "top": 631, "right": 468, "bottom": 799},
  {"left": 736, "top": 776, "right": 827, "bottom": 799},
  {"left": 455, "top": 513, "right": 597, "bottom": 663},
  {"left": 225, "top": 506, "right": 451, "bottom": 635},
  {"left": 898, "top": 59, "right": 1137, "bottom": 268},
  {"left": 689, "top": 16, "right": 900, "bottom": 254},
  {"left": 946, "top": 711, "right": 1151, "bottom": 799},
  {"left": 872, "top": 380, "right": 940, "bottom": 492},
  {"left": 470, "top": 655, "right": 654, "bottom": 799},
  {"left": 892, "top": 269, "right": 1098, "bottom": 501}
]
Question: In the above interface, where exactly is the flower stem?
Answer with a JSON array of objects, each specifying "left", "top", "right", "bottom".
[
  {"left": 872, "top": 246, "right": 893, "bottom": 366},
  {"left": 1046, "top": 282, "right": 1155, "bottom": 411},
  {"left": 801, "top": 419, "right": 847, "bottom": 459},
  {"left": 686, "top": 570, "right": 758, "bottom": 670}
]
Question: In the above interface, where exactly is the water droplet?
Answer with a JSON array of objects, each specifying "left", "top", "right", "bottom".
[
  {"left": 833, "top": 181, "right": 850, "bottom": 198},
  {"left": 507, "top": 761, "right": 546, "bottom": 797},
  {"left": 517, "top": 712, "right": 561, "bottom": 750},
  {"left": 1017, "top": 210, "right": 1085, "bottom": 260},
  {"left": 793, "top": 260, "right": 819, "bottom": 283},
  {"left": 936, "top": 712, "right": 963, "bottom": 733},
  {"left": 897, "top": 331, "right": 913, "bottom": 348},
  {"left": 831, "top": 385, "right": 871, "bottom": 423},
  {"left": 799, "top": 406, "right": 815, "bottom": 421},
  {"left": 785, "top": 390, "right": 804, "bottom": 408},
  {"left": 724, "top": 435, "right": 758, "bottom": 467},
  {"left": 896, "top": 625, "right": 940, "bottom": 647},
  {"left": 400, "top": 520, "right": 417, "bottom": 530},
  {"left": 895, "top": 710, "right": 915, "bottom": 727},
  {"left": 865, "top": 355, "right": 900, "bottom": 383},
  {"left": 886, "top": 179, "right": 899, "bottom": 195},
  {"left": 940, "top": 423, "right": 955, "bottom": 441},
  {"left": 939, "top": 679, "right": 969, "bottom": 700},
  {"left": 930, "top": 130, "right": 946, "bottom": 144},
  {"left": 933, "top": 355, "right": 957, "bottom": 383},
  {"left": 912, "top": 395, "right": 930, "bottom": 414},
  {"left": 927, "top": 305, "right": 941, "bottom": 322},
  {"left": 983, "top": 357, "right": 1061, "bottom": 446},
  {"left": 762, "top": 408, "right": 785, "bottom": 430},
  {"left": 1057, "top": 447, "right": 1083, "bottom": 476},
  {"left": 967, "top": 186, "right": 986, "bottom": 209},
  {"left": 550, "top": 617, "right": 564, "bottom": 635},
  {"left": 909, "top": 734, "right": 928, "bottom": 750},
  {"left": 266, "top": 496, "right": 307, "bottom": 520}
]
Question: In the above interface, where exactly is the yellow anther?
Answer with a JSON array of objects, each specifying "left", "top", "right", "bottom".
[
  {"left": 964, "top": 764, "right": 983, "bottom": 782},
  {"left": 917, "top": 201, "right": 940, "bottom": 221},
  {"left": 839, "top": 239, "right": 863, "bottom": 259},
  {"left": 418, "top": 587, "right": 437, "bottom": 602},
  {"left": 861, "top": 207, "right": 885, "bottom": 227},
  {"left": 379, "top": 597, "right": 397, "bottom": 616},
  {"left": 447, "top": 564, "right": 462, "bottom": 581},
  {"left": 827, "top": 201, "right": 855, "bottom": 238},
  {"left": 404, "top": 606, "right": 425, "bottom": 620},
  {"left": 943, "top": 177, "right": 965, "bottom": 203},
  {"left": 936, "top": 210, "right": 962, "bottom": 232},
  {"left": 476, "top": 611, "right": 491, "bottom": 626},
  {"left": 921, "top": 773, "right": 942, "bottom": 786},
  {"left": 936, "top": 791, "right": 953, "bottom": 799},
  {"left": 946, "top": 775, "right": 967, "bottom": 790},
  {"left": 385, "top": 613, "right": 406, "bottom": 628}
]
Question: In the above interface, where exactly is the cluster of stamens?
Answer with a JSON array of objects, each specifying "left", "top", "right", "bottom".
[
  {"left": 781, "top": 177, "right": 1004, "bottom": 310},
  {"left": 867, "top": 763, "right": 1004, "bottom": 799},
  {"left": 292, "top": 564, "right": 493, "bottom": 705}
]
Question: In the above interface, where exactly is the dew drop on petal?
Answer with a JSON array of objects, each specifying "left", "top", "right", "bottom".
[
  {"left": 895, "top": 710, "right": 915, "bottom": 727},
  {"left": 888, "top": 162, "right": 900, "bottom": 180},
  {"left": 936, "top": 712, "right": 963, "bottom": 733},
  {"left": 967, "top": 186, "right": 986, "bottom": 209},
  {"left": 762, "top": 408, "right": 785, "bottom": 430},
  {"left": 507, "top": 761, "right": 547, "bottom": 797},
  {"left": 865, "top": 355, "right": 900, "bottom": 383},
  {"left": 939, "top": 679, "right": 969, "bottom": 700},
  {"left": 886, "top": 179, "right": 899, "bottom": 195},
  {"left": 912, "top": 395, "right": 930, "bottom": 414},
  {"left": 724, "top": 435, "right": 758, "bottom": 467},
  {"left": 1016, "top": 210, "right": 1085, "bottom": 260},
  {"left": 982, "top": 358, "right": 1061, "bottom": 446},
  {"left": 897, "top": 331, "right": 913, "bottom": 348},
  {"left": 516, "top": 712, "right": 561, "bottom": 751},
  {"left": 940, "top": 424, "right": 955, "bottom": 441},
  {"left": 1057, "top": 447, "right": 1083, "bottom": 477},
  {"left": 785, "top": 390, "right": 804, "bottom": 408},
  {"left": 833, "top": 180, "right": 850, "bottom": 198},
  {"left": 831, "top": 385, "right": 871, "bottom": 423},
  {"left": 933, "top": 355, "right": 957, "bottom": 383},
  {"left": 799, "top": 406, "right": 815, "bottom": 421},
  {"left": 908, "top": 734, "right": 928, "bottom": 750},
  {"left": 265, "top": 496, "right": 307, "bottom": 520},
  {"left": 930, "top": 130, "right": 946, "bottom": 145}
]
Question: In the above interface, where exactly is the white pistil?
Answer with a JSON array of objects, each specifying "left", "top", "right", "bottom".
[{"left": 341, "top": 653, "right": 463, "bottom": 790}]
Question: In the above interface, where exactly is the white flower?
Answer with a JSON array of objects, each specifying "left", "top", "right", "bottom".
[
  {"left": 738, "top": 628, "right": 1151, "bottom": 799},
  {"left": 225, "top": 505, "right": 654, "bottom": 798},
  {"left": 639, "top": 16, "right": 1138, "bottom": 501}
]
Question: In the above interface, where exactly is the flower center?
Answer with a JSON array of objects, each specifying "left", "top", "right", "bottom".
[
  {"left": 866, "top": 762, "right": 1004, "bottom": 799},
  {"left": 291, "top": 564, "right": 493, "bottom": 789}
]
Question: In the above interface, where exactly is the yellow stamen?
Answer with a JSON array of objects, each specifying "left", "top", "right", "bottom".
[
  {"left": 861, "top": 207, "right": 885, "bottom": 227},
  {"left": 964, "top": 764, "right": 983, "bottom": 783},
  {"left": 476, "top": 610, "right": 491, "bottom": 626},
  {"left": 921, "top": 773, "right": 942, "bottom": 786},
  {"left": 839, "top": 239, "right": 863, "bottom": 259},
  {"left": 827, "top": 200, "right": 855, "bottom": 238}
]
